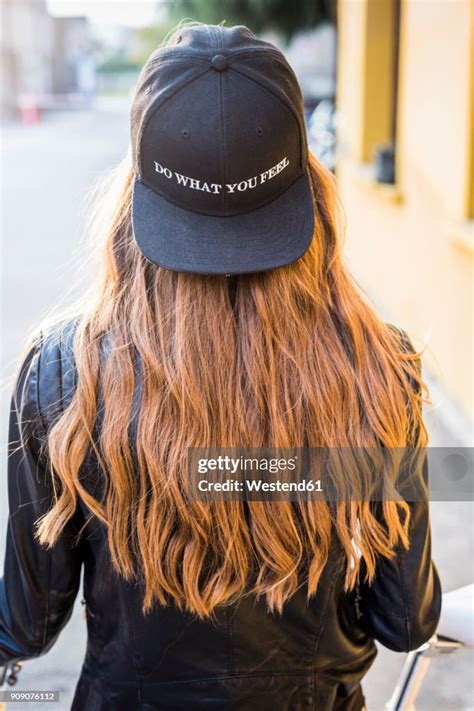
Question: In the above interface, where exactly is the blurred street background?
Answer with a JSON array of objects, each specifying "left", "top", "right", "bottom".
[{"left": 1, "top": 1, "right": 473, "bottom": 709}]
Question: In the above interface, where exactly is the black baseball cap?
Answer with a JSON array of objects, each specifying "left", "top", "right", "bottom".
[{"left": 131, "top": 24, "right": 314, "bottom": 275}]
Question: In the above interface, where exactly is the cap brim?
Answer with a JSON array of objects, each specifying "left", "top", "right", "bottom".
[{"left": 131, "top": 172, "right": 314, "bottom": 275}]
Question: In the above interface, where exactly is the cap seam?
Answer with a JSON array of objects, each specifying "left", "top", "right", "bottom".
[
  {"left": 227, "top": 49, "right": 303, "bottom": 90},
  {"left": 217, "top": 28, "right": 229, "bottom": 213},
  {"left": 220, "top": 75, "right": 228, "bottom": 212},
  {"left": 229, "top": 65, "right": 307, "bottom": 173},
  {"left": 136, "top": 66, "right": 211, "bottom": 178},
  {"left": 218, "top": 73, "right": 227, "bottom": 212},
  {"left": 227, "top": 47, "right": 296, "bottom": 62}
]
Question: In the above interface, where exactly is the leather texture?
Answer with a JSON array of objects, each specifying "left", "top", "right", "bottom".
[{"left": 0, "top": 319, "right": 442, "bottom": 710}]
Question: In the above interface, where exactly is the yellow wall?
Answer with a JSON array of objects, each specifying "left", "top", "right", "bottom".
[{"left": 337, "top": 0, "right": 474, "bottom": 422}]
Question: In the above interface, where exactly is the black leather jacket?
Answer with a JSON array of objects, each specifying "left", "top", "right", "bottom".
[{"left": 0, "top": 321, "right": 442, "bottom": 711}]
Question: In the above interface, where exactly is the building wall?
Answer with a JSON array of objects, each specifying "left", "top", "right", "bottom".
[
  {"left": 336, "top": 0, "right": 474, "bottom": 427},
  {"left": 1, "top": 0, "right": 53, "bottom": 116},
  {"left": 1, "top": 4, "right": 92, "bottom": 117},
  {"left": 51, "top": 17, "right": 92, "bottom": 95}
]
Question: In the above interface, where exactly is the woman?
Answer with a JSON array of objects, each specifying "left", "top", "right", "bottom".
[{"left": 0, "top": 24, "right": 440, "bottom": 711}]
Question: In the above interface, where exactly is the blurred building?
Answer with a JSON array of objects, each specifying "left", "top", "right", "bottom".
[
  {"left": 336, "top": 0, "right": 473, "bottom": 438},
  {"left": 284, "top": 23, "right": 337, "bottom": 110},
  {"left": 1, "top": 0, "right": 53, "bottom": 117},
  {"left": 0, "top": 2, "right": 93, "bottom": 119},
  {"left": 51, "top": 17, "right": 95, "bottom": 96}
]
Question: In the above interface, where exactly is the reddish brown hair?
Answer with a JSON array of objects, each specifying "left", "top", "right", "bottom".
[{"left": 36, "top": 150, "right": 427, "bottom": 617}]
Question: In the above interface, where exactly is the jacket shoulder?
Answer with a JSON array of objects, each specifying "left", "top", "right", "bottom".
[{"left": 34, "top": 318, "right": 81, "bottom": 431}]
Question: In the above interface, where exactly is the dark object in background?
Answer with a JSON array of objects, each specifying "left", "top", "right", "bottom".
[
  {"left": 374, "top": 145, "right": 396, "bottom": 184},
  {"left": 307, "top": 99, "right": 337, "bottom": 172},
  {"left": 0, "top": 661, "right": 22, "bottom": 687}
]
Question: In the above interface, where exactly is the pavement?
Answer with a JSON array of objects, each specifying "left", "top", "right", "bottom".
[{"left": 1, "top": 105, "right": 473, "bottom": 711}]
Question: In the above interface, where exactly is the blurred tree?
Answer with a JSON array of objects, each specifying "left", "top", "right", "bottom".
[
  {"left": 131, "top": 20, "right": 179, "bottom": 63},
  {"left": 99, "top": 56, "right": 141, "bottom": 74},
  {"left": 170, "top": 0, "right": 336, "bottom": 43},
  {"left": 125, "top": 0, "right": 337, "bottom": 66}
]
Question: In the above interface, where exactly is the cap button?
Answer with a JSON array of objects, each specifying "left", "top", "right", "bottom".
[{"left": 211, "top": 54, "right": 228, "bottom": 71}]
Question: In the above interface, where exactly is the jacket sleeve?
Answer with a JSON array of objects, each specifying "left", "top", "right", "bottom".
[
  {"left": 357, "top": 328, "right": 442, "bottom": 652},
  {"left": 0, "top": 333, "right": 84, "bottom": 664},
  {"left": 358, "top": 456, "right": 442, "bottom": 652}
]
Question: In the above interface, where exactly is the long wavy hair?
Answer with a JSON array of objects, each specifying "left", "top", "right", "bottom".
[{"left": 35, "top": 148, "right": 428, "bottom": 617}]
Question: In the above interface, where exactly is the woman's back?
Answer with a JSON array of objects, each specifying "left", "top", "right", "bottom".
[{"left": 1, "top": 320, "right": 439, "bottom": 710}]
